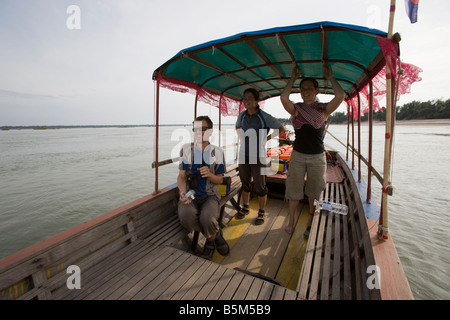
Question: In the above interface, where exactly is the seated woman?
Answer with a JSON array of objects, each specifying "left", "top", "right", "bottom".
[{"left": 177, "top": 115, "right": 230, "bottom": 259}]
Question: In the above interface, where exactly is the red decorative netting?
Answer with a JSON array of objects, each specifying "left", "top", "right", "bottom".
[
  {"left": 346, "top": 37, "right": 422, "bottom": 119},
  {"left": 156, "top": 75, "right": 246, "bottom": 117},
  {"left": 157, "top": 38, "right": 422, "bottom": 121},
  {"left": 346, "top": 62, "right": 423, "bottom": 120}
]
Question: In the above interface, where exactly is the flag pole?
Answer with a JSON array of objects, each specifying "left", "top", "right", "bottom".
[{"left": 379, "top": 0, "right": 396, "bottom": 240}]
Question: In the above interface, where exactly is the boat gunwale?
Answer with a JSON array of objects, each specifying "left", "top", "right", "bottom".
[
  {"left": 0, "top": 186, "right": 177, "bottom": 272},
  {"left": 332, "top": 149, "right": 413, "bottom": 299}
]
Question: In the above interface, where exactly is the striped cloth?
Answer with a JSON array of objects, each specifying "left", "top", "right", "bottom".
[{"left": 291, "top": 102, "right": 327, "bottom": 129}]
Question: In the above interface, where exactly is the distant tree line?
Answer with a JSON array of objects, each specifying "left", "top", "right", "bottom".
[
  {"left": 329, "top": 99, "right": 450, "bottom": 123},
  {"left": 395, "top": 99, "right": 450, "bottom": 120}
]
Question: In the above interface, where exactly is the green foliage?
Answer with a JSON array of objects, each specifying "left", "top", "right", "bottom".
[
  {"left": 396, "top": 99, "right": 450, "bottom": 120},
  {"left": 329, "top": 99, "right": 450, "bottom": 123}
]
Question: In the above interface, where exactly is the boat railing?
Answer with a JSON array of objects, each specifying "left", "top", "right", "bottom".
[
  {"left": 151, "top": 142, "right": 238, "bottom": 169},
  {"left": 152, "top": 126, "right": 385, "bottom": 206},
  {"left": 326, "top": 106, "right": 387, "bottom": 206},
  {"left": 326, "top": 130, "right": 383, "bottom": 185}
]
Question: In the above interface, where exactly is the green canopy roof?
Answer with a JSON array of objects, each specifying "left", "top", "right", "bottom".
[{"left": 153, "top": 21, "right": 389, "bottom": 103}]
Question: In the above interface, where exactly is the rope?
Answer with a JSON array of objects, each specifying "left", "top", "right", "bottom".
[{"left": 326, "top": 130, "right": 358, "bottom": 158}]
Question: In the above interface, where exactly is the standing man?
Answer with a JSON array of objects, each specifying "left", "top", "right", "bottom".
[{"left": 236, "top": 88, "right": 285, "bottom": 225}]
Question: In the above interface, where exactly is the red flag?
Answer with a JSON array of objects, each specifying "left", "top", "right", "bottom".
[{"left": 405, "top": 0, "right": 419, "bottom": 23}]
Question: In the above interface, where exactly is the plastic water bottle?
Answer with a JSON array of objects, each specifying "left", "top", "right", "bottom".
[
  {"left": 184, "top": 190, "right": 195, "bottom": 200},
  {"left": 314, "top": 199, "right": 348, "bottom": 215}
]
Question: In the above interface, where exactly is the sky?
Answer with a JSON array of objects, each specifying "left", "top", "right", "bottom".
[{"left": 0, "top": 0, "right": 449, "bottom": 126}]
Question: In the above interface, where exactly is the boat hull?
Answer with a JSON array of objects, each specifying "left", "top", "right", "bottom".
[{"left": 0, "top": 152, "right": 412, "bottom": 300}]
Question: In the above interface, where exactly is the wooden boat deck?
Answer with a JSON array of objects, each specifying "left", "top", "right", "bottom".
[
  {"left": 210, "top": 197, "right": 308, "bottom": 291},
  {"left": 56, "top": 240, "right": 296, "bottom": 300},
  {"left": 47, "top": 192, "right": 302, "bottom": 300},
  {"left": 210, "top": 151, "right": 381, "bottom": 300},
  {"left": 0, "top": 152, "right": 384, "bottom": 300},
  {"left": 55, "top": 179, "right": 378, "bottom": 300}
]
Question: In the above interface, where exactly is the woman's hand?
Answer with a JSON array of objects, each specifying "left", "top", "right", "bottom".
[
  {"left": 280, "top": 63, "right": 300, "bottom": 117},
  {"left": 322, "top": 63, "right": 345, "bottom": 118},
  {"left": 291, "top": 64, "right": 301, "bottom": 80},
  {"left": 323, "top": 64, "right": 333, "bottom": 80}
]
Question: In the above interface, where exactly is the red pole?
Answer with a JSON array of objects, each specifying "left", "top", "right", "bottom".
[
  {"left": 154, "top": 81, "right": 160, "bottom": 194},
  {"left": 357, "top": 91, "right": 361, "bottom": 182},
  {"left": 346, "top": 106, "right": 350, "bottom": 161},
  {"left": 194, "top": 92, "right": 198, "bottom": 119},
  {"left": 367, "top": 79, "right": 373, "bottom": 204},
  {"left": 351, "top": 106, "right": 354, "bottom": 170}
]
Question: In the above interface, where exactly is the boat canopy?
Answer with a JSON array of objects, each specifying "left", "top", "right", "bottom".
[{"left": 153, "top": 21, "right": 421, "bottom": 118}]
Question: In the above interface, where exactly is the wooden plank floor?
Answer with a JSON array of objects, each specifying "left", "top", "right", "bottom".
[
  {"left": 211, "top": 196, "right": 309, "bottom": 291},
  {"left": 58, "top": 240, "right": 296, "bottom": 300},
  {"left": 56, "top": 167, "right": 378, "bottom": 300}
]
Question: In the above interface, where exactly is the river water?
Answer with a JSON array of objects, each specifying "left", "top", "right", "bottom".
[{"left": 0, "top": 124, "right": 448, "bottom": 300}]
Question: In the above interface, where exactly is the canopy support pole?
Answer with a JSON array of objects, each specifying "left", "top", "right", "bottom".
[
  {"left": 219, "top": 111, "right": 222, "bottom": 148},
  {"left": 194, "top": 92, "right": 199, "bottom": 119},
  {"left": 219, "top": 96, "right": 223, "bottom": 148},
  {"left": 357, "top": 91, "right": 361, "bottom": 182},
  {"left": 351, "top": 106, "right": 355, "bottom": 170},
  {"left": 379, "top": 0, "right": 397, "bottom": 240},
  {"left": 153, "top": 80, "right": 160, "bottom": 194},
  {"left": 346, "top": 106, "right": 350, "bottom": 161},
  {"left": 367, "top": 79, "right": 374, "bottom": 204}
]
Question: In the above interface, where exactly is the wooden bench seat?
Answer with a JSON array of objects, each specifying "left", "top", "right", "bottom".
[
  {"left": 0, "top": 187, "right": 187, "bottom": 300},
  {"left": 218, "top": 163, "right": 242, "bottom": 225},
  {"left": 48, "top": 219, "right": 186, "bottom": 300},
  {"left": 297, "top": 178, "right": 381, "bottom": 300}
]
